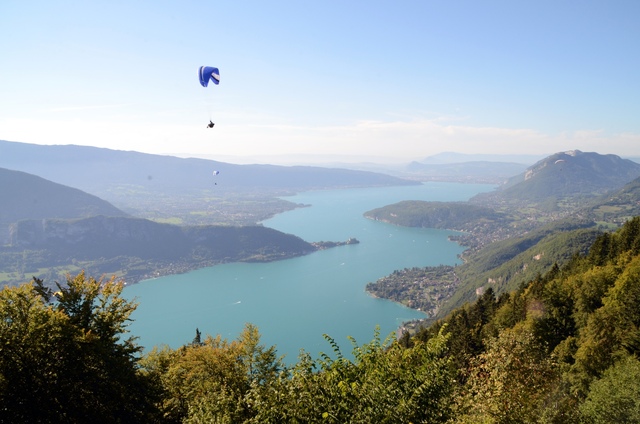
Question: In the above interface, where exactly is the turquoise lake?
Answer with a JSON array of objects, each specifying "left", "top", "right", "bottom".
[{"left": 124, "top": 182, "right": 494, "bottom": 363}]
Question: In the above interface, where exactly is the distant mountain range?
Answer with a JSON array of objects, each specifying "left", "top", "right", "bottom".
[
  {"left": 0, "top": 140, "right": 417, "bottom": 197},
  {"left": 261, "top": 153, "right": 542, "bottom": 183},
  {"left": 402, "top": 151, "right": 640, "bottom": 185},
  {"left": 0, "top": 139, "right": 420, "bottom": 226},
  {"left": 405, "top": 161, "right": 528, "bottom": 184},
  {"left": 419, "top": 151, "right": 548, "bottom": 165}
]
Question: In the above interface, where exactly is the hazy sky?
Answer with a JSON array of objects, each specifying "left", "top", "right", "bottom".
[{"left": 1, "top": 1, "right": 639, "bottom": 163}]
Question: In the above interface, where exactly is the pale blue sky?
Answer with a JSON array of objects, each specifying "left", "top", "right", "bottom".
[{"left": 1, "top": 1, "right": 639, "bottom": 163}]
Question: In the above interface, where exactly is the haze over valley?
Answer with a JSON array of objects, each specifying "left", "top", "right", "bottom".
[
  {"left": 4, "top": 140, "right": 640, "bottom": 309},
  {"left": 4, "top": 139, "right": 640, "bottom": 422}
]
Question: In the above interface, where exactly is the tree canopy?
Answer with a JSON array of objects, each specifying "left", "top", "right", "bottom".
[{"left": 3, "top": 217, "right": 640, "bottom": 422}]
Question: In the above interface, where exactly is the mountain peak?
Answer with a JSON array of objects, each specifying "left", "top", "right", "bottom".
[{"left": 473, "top": 150, "right": 640, "bottom": 206}]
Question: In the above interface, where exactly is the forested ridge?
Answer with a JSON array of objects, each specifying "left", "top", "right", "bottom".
[
  {"left": 365, "top": 217, "right": 602, "bottom": 323},
  {"left": 363, "top": 157, "right": 640, "bottom": 322},
  {"left": 365, "top": 200, "right": 504, "bottom": 231},
  {"left": 1, "top": 216, "right": 316, "bottom": 287},
  {"left": 3, "top": 217, "right": 640, "bottom": 422}
]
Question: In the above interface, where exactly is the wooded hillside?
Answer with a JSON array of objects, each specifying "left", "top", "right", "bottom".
[
  {"left": 411, "top": 215, "right": 640, "bottom": 422},
  {"left": 3, "top": 217, "right": 640, "bottom": 422},
  {"left": 1, "top": 216, "right": 316, "bottom": 287}
]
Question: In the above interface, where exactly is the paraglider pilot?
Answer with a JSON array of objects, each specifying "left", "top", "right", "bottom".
[{"left": 207, "top": 120, "right": 215, "bottom": 128}]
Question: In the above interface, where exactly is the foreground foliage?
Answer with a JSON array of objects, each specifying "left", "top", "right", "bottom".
[
  {"left": 0, "top": 272, "right": 161, "bottom": 423},
  {"left": 141, "top": 327, "right": 455, "bottom": 423},
  {"left": 3, "top": 217, "right": 640, "bottom": 422},
  {"left": 415, "top": 216, "right": 640, "bottom": 422}
]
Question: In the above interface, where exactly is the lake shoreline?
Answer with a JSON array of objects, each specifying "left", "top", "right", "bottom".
[{"left": 124, "top": 183, "right": 495, "bottom": 360}]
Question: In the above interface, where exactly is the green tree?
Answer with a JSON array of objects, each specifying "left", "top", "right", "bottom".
[
  {"left": 579, "top": 354, "right": 640, "bottom": 423},
  {"left": 569, "top": 254, "right": 640, "bottom": 394},
  {"left": 457, "top": 326, "right": 559, "bottom": 424},
  {"left": 248, "top": 327, "right": 455, "bottom": 423},
  {"left": 239, "top": 323, "right": 281, "bottom": 386},
  {"left": 140, "top": 323, "right": 284, "bottom": 424},
  {"left": 0, "top": 282, "right": 74, "bottom": 422},
  {"left": 0, "top": 273, "right": 161, "bottom": 423}
]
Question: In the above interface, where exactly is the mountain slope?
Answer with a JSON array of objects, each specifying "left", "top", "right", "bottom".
[
  {"left": 583, "top": 176, "right": 640, "bottom": 225},
  {"left": 442, "top": 219, "right": 600, "bottom": 315},
  {"left": 475, "top": 150, "right": 640, "bottom": 204},
  {"left": 2, "top": 215, "right": 317, "bottom": 286},
  {"left": 0, "top": 167, "right": 128, "bottom": 243}
]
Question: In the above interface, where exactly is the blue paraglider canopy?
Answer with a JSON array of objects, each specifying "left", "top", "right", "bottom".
[{"left": 199, "top": 66, "right": 220, "bottom": 87}]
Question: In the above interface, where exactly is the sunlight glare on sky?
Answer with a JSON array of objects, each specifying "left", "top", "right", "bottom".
[{"left": 1, "top": 0, "right": 639, "bottom": 163}]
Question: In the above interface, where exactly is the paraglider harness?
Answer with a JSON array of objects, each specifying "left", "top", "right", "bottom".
[{"left": 207, "top": 121, "right": 215, "bottom": 128}]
